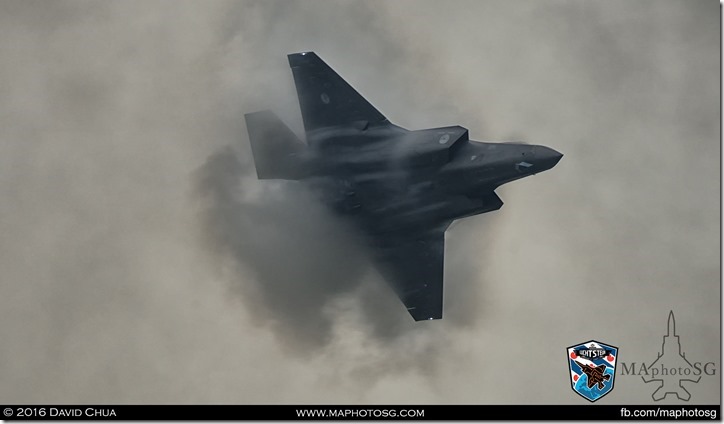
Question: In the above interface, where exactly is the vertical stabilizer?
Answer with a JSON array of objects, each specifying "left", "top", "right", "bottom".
[{"left": 244, "top": 110, "right": 307, "bottom": 180}]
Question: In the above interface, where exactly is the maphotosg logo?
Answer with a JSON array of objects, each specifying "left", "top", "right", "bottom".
[
  {"left": 567, "top": 340, "right": 618, "bottom": 402},
  {"left": 619, "top": 311, "right": 717, "bottom": 401}
]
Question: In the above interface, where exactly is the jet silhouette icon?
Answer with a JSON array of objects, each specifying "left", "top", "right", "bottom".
[{"left": 641, "top": 311, "right": 701, "bottom": 401}]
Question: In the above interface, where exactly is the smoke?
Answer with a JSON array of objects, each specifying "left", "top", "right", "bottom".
[
  {"left": 0, "top": 0, "right": 718, "bottom": 404},
  {"left": 193, "top": 138, "right": 489, "bottom": 353},
  {"left": 194, "top": 147, "right": 369, "bottom": 351},
  {"left": 192, "top": 0, "right": 490, "bottom": 358},
  {"left": 193, "top": 139, "right": 483, "bottom": 380}
]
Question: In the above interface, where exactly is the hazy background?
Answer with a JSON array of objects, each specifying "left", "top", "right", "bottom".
[{"left": 0, "top": 0, "right": 719, "bottom": 404}]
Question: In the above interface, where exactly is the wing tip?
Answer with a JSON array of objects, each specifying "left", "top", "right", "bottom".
[
  {"left": 243, "top": 109, "right": 273, "bottom": 120},
  {"left": 411, "top": 312, "right": 443, "bottom": 322},
  {"left": 287, "top": 51, "right": 319, "bottom": 67}
]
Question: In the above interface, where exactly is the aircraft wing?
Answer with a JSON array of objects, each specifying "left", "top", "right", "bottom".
[
  {"left": 372, "top": 228, "right": 445, "bottom": 321},
  {"left": 288, "top": 52, "right": 388, "bottom": 133}
]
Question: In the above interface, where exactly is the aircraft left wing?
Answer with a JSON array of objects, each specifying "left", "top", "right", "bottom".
[
  {"left": 288, "top": 52, "right": 388, "bottom": 133},
  {"left": 372, "top": 228, "right": 445, "bottom": 321}
]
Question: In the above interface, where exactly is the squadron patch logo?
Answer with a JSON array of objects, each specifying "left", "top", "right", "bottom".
[{"left": 567, "top": 340, "right": 618, "bottom": 402}]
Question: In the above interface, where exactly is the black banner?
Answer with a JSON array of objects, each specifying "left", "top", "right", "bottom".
[{"left": 0, "top": 405, "right": 720, "bottom": 420}]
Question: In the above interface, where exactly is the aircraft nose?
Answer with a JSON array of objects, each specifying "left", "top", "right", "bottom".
[{"left": 535, "top": 146, "right": 563, "bottom": 170}]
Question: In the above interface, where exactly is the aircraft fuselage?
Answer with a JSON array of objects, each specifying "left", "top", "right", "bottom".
[{"left": 295, "top": 124, "right": 562, "bottom": 235}]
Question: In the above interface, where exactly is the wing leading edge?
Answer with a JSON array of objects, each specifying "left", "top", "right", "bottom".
[{"left": 372, "top": 228, "right": 446, "bottom": 321}]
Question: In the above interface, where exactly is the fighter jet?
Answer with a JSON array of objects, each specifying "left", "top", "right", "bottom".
[
  {"left": 245, "top": 52, "right": 562, "bottom": 321},
  {"left": 575, "top": 361, "right": 611, "bottom": 390}
]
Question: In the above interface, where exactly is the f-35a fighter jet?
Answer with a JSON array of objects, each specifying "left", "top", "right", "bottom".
[{"left": 245, "top": 52, "right": 562, "bottom": 321}]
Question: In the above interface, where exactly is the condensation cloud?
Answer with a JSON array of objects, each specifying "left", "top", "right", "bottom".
[{"left": 0, "top": 0, "right": 718, "bottom": 404}]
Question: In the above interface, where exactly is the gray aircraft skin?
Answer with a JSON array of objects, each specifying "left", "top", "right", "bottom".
[{"left": 245, "top": 52, "right": 562, "bottom": 321}]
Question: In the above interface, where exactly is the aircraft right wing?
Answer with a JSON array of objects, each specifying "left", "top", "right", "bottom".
[
  {"left": 371, "top": 227, "right": 446, "bottom": 321},
  {"left": 288, "top": 52, "right": 388, "bottom": 133}
]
